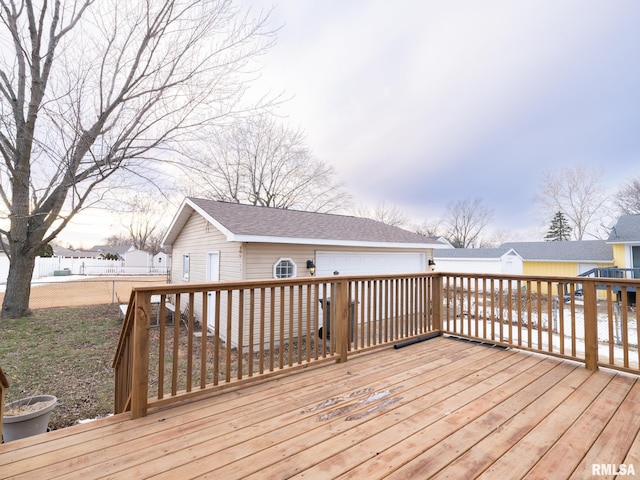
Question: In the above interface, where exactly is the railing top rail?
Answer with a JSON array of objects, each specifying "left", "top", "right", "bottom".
[
  {"left": 129, "top": 272, "right": 438, "bottom": 294},
  {"left": 112, "top": 293, "right": 138, "bottom": 368},
  {"left": 125, "top": 271, "right": 640, "bottom": 296},
  {"left": 437, "top": 271, "right": 640, "bottom": 287},
  {"left": 580, "top": 267, "right": 640, "bottom": 273}
]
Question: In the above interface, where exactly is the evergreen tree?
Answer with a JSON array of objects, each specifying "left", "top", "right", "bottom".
[
  {"left": 35, "top": 244, "right": 54, "bottom": 257},
  {"left": 544, "top": 211, "right": 572, "bottom": 241}
]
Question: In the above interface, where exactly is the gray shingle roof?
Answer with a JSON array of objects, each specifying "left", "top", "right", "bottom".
[
  {"left": 164, "top": 198, "right": 440, "bottom": 247},
  {"left": 434, "top": 241, "right": 612, "bottom": 262},
  {"left": 500, "top": 240, "right": 612, "bottom": 262},
  {"left": 607, "top": 214, "right": 640, "bottom": 243},
  {"left": 51, "top": 245, "right": 103, "bottom": 258},
  {"left": 434, "top": 247, "right": 513, "bottom": 259}
]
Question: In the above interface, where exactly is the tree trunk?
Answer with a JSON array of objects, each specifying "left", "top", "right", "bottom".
[{"left": 2, "top": 249, "right": 37, "bottom": 318}]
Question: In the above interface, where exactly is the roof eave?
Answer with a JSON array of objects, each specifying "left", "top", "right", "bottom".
[
  {"left": 606, "top": 239, "right": 640, "bottom": 245},
  {"left": 162, "top": 198, "right": 234, "bottom": 246},
  {"left": 230, "top": 234, "right": 436, "bottom": 249}
]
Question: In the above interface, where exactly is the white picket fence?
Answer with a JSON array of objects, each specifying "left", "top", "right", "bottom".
[{"left": 0, "top": 256, "right": 168, "bottom": 282}]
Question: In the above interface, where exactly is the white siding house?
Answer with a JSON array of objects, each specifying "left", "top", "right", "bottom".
[{"left": 434, "top": 247, "right": 523, "bottom": 275}]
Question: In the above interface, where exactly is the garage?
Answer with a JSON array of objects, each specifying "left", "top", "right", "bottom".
[
  {"left": 164, "top": 198, "right": 441, "bottom": 348},
  {"left": 315, "top": 251, "right": 427, "bottom": 276}
]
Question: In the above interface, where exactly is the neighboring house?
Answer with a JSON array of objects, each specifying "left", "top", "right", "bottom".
[
  {"left": 90, "top": 245, "right": 130, "bottom": 260},
  {"left": 124, "top": 247, "right": 152, "bottom": 269},
  {"left": 500, "top": 240, "right": 614, "bottom": 277},
  {"left": 153, "top": 250, "right": 171, "bottom": 271},
  {"left": 434, "top": 247, "right": 522, "bottom": 275},
  {"left": 607, "top": 214, "right": 640, "bottom": 271},
  {"left": 162, "top": 197, "right": 443, "bottom": 347},
  {"left": 435, "top": 240, "right": 615, "bottom": 298},
  {"left": 33, "top": 244, "right": 164, "bottom": 277},
  {"left": 91, "top": 244, "right": 169, "bottom": 274},
  {"left": 53, "top": 245, "right": 103, "bottom": 259},
  {"left": 38, "top": 245, "right": 109, "bottom": 277},
  {"left": 436, "top": 240, "right": 614, "bottom": 278},
  {"left": 430, "top": 236, "right": 455, "bottom": 248}
]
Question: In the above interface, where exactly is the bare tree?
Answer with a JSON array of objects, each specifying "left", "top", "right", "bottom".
[
  {"left": 186, "top": 115, "right": 351, "bottom": 213},
  {"left": 118, "top": 193, "right": 167, "bottom": 255},
  {"left": 105, "top": 233, "right": 131, "bottom": 247},
  {"left": 615, "top": 177, "right": 640, "bottom": 215},
  {"left": 478, "top": 229, "right": 518, "bottom": 248},
  {"left": 414, "top": 218, "right": 442, "bottom": 238},
  {"left": 0, "top": 1, "right": 275, "bottom": 318},
  {"left": 442, "top": 197, "right": 493, "bottom": 248},
  {"left": 534, "top": 165, "right": 610, "bottom": 240},
  {"left": 354, "top": 202, "right": 407, "bottom": 227}
]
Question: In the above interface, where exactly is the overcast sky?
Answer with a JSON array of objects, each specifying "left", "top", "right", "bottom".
[
  {"left": 236, "top": 0, "right": 640, "bottom": 237},
  {"left": 59, "top": 0, "right": 640, "bottom": 247}
]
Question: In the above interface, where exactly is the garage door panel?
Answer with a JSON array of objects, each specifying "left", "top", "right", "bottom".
[{"left": 316, "top": 252, "right": 426, "bottom": 276}]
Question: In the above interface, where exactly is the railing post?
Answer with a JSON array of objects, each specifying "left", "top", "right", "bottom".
[
  {"left": 335, "top": 279, "right": 349, "bottom": 363},
  {"left": 1, "top": 366, "right": 9, "bottom": 442},
  {"left": 583, "top": 280, "right": 599, "bottom": 371},
  {"left": 131, "top": 290, "right": 152, "bottom": 418},
  {"left": 431, "top": 273, "right": 442, "bottom": 332}
]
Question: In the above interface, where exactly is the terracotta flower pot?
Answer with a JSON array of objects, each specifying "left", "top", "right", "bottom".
[{"left": 3, "top": 395, "right": 57, "bottom": 442}]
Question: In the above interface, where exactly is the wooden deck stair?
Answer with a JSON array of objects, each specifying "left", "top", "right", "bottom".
[{"left": 1, "top": 336, "right": 639, "bottom": 479}]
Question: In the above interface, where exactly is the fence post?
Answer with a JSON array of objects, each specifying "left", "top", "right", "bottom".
[
  {"left": 335, "top": 279, "right": 349, "bottom": 363},
  {"left": 131, "top": 291, "right": 151, "bottom": 418},
  {"left": 431, "top": 274, "right": 442, "bottom": 332},
  {"left": 583, "top": 280, "right": 599, "bottom": 371}
]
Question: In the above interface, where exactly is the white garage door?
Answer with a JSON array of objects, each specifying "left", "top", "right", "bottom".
[{"left": 315, "top": 251, "right": 426, "bottom": 276}]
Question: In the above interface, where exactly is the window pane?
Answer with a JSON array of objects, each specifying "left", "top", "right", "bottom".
[{"left": 275, "top": 259, "right": 295, "bottom": 279}]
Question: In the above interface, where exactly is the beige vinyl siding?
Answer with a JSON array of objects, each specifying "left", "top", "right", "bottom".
[
  {"left": 244, "top": 244, "right": 431, "bottom": 280},
  {"left": 170, "top": 212, "right": 242, "bottom": 329},
  {"left": 244, "top": 243, "right": 317, "bottom": 280},
  {"left": 237, "top": 243, "right": 317, "bottom": 349},
  {"left": 171, "top": 212, "right": 243, "bottom": 284},
  {"left": 234, "top": 244, "right": 432, "bottom": 349},
  {"left": 172, "top": 232, "right": 433, "bottom": 349},
  {"left": 222, "top": 284, "right": 323, "bottom": 352}
]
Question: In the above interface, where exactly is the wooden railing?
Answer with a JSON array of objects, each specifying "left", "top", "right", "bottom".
[
  {"left": 1, "top": 366, "right": 8, "bottom": 442},
  {"left": 440, "top": 273, "right": 640, "bottom": 374},
  {"left": 113, "top": 272, "right": 640, "bottom": 418},
  {"left": 113, "top": 274, "right": 438, "bottom": 418}
]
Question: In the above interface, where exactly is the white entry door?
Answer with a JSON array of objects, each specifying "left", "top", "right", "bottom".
[{"left": 206, "top": 252, "right": 220, "bottom": 332}]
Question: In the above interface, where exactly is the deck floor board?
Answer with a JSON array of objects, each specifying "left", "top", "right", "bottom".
[{"left": 1, "top": 336, "right": 638, "bottom": 480}]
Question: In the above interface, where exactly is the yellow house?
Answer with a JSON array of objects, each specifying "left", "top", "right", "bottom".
[
  {"left": 435, "top": 240, "right": 615, "bottom": 298},
  {"left": 435, "top": 217, "right": 640, "bottom": 303},
  {"left": 606, "top": 214, "right": 640, "bottom": 271},
  {"left": 501, "top": 240, "right": 615, "bottom": 278},
  {"left": 500, "top": 241, "right": 615, "bottom": 298}
]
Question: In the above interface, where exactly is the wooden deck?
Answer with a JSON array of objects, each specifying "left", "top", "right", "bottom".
[{"left": 2, "top": 336, "right": 639, "bottom": 479}]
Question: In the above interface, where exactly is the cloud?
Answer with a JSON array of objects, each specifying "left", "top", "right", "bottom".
[{"left": 242, "top": 0, "right": 640, "bottom": 233}]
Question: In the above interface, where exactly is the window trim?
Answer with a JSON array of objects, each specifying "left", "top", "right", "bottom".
[{"left": 273, "top": 257, "right": 297, "bottom": 279}]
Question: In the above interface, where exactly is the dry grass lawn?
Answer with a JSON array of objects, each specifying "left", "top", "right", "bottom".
[
  {"left": 0, "top": 275, "right": 168, "bottom": 310},
  {"left": 1, "top": 276, "right": 168, "bottom": 431}
]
